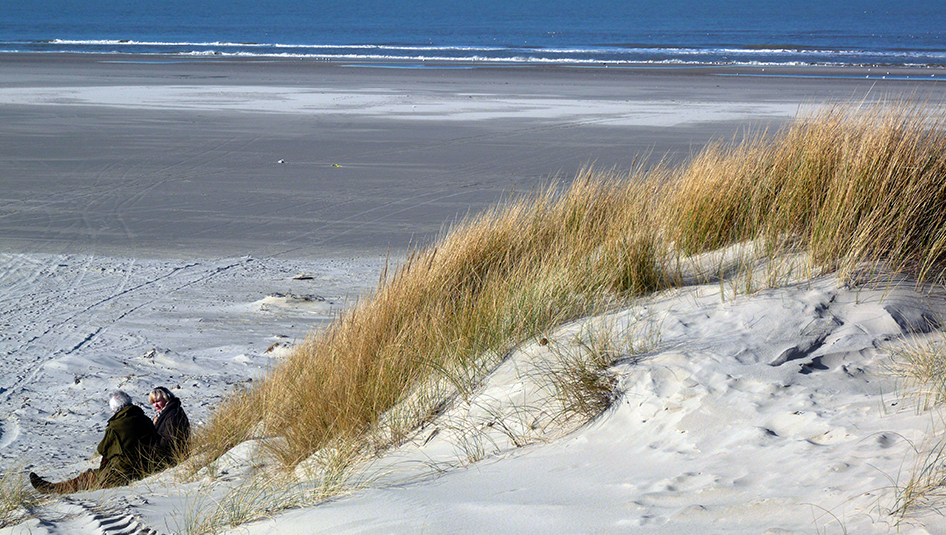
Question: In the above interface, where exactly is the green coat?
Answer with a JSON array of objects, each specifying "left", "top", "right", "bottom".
[{"left": 96, "top": 405, "right": 158, "bottom": 483}]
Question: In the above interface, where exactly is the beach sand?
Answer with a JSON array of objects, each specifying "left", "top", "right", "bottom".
[
  {"left": 3, "top": 54, "right": 941, "bottom": 258},
  {"left": 3, "top": 55, "right": 946, "bottom": 534}
]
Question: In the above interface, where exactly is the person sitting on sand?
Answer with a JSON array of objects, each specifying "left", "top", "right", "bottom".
[
  {"left": 149, "top": 386, "right": 190, "bottom": 467},
  {"left": 30, "top": 390, "right": 159, "bottom": 494}
]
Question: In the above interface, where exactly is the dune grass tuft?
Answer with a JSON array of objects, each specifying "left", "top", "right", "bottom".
[
  {"left": 888, "top": 339, "right": 946, "bottom": 518},
  {"left": 661, "top": 102, "right": 946, "bottom": 281},
  {"left": 191, "top": 102, "right": 946, "bottom": 505},
  {"left": 893, "top": 340, "right": 946, "bottom": 411},
  {"left": 891, "top": 437, "right": 946, "bottom": 519},
  {"left": 0, "top": 465, "right": 42, "bottom": 528},
  {"left": 194, "top": 171, "right": 669, "bottom": 469}
]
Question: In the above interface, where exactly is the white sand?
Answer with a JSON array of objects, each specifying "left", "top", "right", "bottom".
[
  {"left": 4, "top": 59, "right": 946, "bottom": 534},
  {"left": 0, "top": 253, "right": 385, "bottom": 478},
  {"left": 6, "top": 260, "right": 946, "bottom": 535}
]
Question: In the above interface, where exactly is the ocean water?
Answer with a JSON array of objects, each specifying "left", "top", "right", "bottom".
[{"left": 1, "top": 0, "right": 944, "bottom": 67}]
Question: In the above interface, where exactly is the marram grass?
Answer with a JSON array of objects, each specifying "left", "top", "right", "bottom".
[
  {"left": 0, "top": 464, "right": 42, "bottom": 528},
  {"left": 662, "top": 102, "right": 946, "bottom": 279},
  {"left": 190, "top": 103, "right": 946, "bottom": 482},
  {"left": 190, "top": 173, "right": 667, "bottom": 470}
]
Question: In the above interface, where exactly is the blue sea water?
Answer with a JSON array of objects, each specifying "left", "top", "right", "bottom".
[{"left": 1, "top": 0, "right": 944, "bottom": 67}]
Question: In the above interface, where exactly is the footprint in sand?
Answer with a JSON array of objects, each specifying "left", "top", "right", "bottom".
[
  {"left": 805, "top": 427, "right": 854, "bottom": 446},
  {"left": 0, "top": 417, "right": 21, "bottom": 449}
]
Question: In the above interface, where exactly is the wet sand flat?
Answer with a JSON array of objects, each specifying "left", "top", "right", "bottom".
[{"left": 1, "top": 54, "right": 944, "bottom": 258}]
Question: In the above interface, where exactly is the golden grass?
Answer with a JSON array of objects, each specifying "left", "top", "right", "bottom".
[
  {"left": 662, "top": 102, "right": 946, "bottom": 280},
  {"left": 0, "top": 464, "right": 42, "bottom": 528},
  {"left": 191, "top": 171, "right": 668, "bottom": 470},
  {"left": 541, "top": 324, "right": 634, "bottom": 422},
  {"left": 191, "top": 102, "right": 946, "bottom": 488}
]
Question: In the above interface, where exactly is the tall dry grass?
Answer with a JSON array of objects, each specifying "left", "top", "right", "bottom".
[
  {"left": 191, "top": 172, "right": 668, "bottom": 469},
  {"left": 0, "top": 465, "right": 41, "bottom": 528},
  {"left": 662, "top": 102, "right": 946, "bottom": 280},
  {"left": 190, "top": 102, "right": 946, "bottom": 477}
]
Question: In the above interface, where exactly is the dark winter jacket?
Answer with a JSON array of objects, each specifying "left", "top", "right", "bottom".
[
  {"left": 96, "top": 405, "right": 159, "bottom": 484},
  {"left": 153, "top": 396, "right": 190, "bottom": 465}
]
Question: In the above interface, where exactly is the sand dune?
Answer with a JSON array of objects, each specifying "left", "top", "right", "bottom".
[
  {"left": 9, "top": 268, "right": 946, "bottom": 534},
  {"left": 4, "top": 57, "right": 946, "bottom": 534}
]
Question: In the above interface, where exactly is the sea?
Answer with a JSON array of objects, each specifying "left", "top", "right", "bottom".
[{"left": 0, "top": 0, "right": 944, "bottom": 67}]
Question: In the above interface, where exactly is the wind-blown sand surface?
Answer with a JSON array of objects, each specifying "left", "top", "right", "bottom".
[
  {"left": 3, "top": 55, "right": 941, "bottom": 258},
  {"left": 3, "top": 55, "right": 946, "bottom": 534}
]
